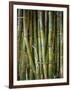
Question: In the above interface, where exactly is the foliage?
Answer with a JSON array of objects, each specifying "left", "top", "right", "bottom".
[{"left": 17, "top": 9, "right": 63, "bottom": 80}]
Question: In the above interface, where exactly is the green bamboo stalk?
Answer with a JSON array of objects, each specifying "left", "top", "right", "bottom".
[
  {"left": 23, "top": 10, "right": 30, "bottom": 80},
  {"left": 45, "top": 11, "right": 49, "bottom": 78},
  {"left": 32, "top": 11, "right": 40, "bottom": 79},
  {"left": 56, "top": 12, "right": 60, "bottom": 78},
  {"left": 28, "top": 10, "right": 33, "bottom": 80},
  {"left": 39, "top": 11, "right": 47, "bottom": 79},
  {"left": 38, "top": 11, "right": 43, "bottom": 79},
  {"left": 48, "top": 11, "right": 54, "bottom": 78},
  {"left": 17, "top": 9, "right": 21, "bottom": 80},
  {"left": 17, "top": 9, "right": 25, "bottom": 80},
  {"left": 44, "top": 11, "right": 49, "bottom": 78},
  {"left": 53, "top": 12, "right": 58, "bottom": 78},
  {"left": 44, "top": 11, "right": 48, "bottom": 46},
  {"left": 59, "top": 12, "right": 63, "bottom": 78},
  {"left": 29, "top": 11, "right": 33, "bottom": 52},
  {"left": 51, "top": 12, "right": 57, "bottom": 78}
]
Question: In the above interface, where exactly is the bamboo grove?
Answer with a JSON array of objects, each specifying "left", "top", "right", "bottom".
[{"left": 17, "top": 9, "right": 63, "bottom": 80}]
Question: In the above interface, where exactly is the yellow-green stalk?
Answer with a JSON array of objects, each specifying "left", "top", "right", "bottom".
[{"left": 39, "top": 11, "right": 47, "bottom": 79}]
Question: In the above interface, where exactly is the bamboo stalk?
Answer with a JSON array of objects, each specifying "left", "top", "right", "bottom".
[
  {"left": 48, "top": 11, "right": 54, "bottom": 78},
  {"left": 45, "top": 11, "right": 49, "bottom": 78},
  {"left": 29, "top": 11, "right": 33, "bottom": 52},
  {"left": 53, "top": 12, "right": 58, "bottom": 78},
  {"left": 32, "top": 11, "right": 40, "bottom": 79},
  {"left": 28, "top": 10, "right": 34, "bottom": 80},
  {"left": 59, "top": 12, "right": 63, "bottom": 78},
  {"left": 17, "top": 9, "right": 25, "bottom": 80},
  {"left": 56, "top": 12, "right": 60, "bottom": 78},
  {"left": 52, "top": 12, "right": 57, "bottom": 78},
  {"left": 39, "top": 11, "right": 47, "bottom": 79},
  {"left": 38, "top": 11, "right": 43, "bottom": 79},
  {"left": 44, "top": 11, "right": 49, "bottom": 78}
]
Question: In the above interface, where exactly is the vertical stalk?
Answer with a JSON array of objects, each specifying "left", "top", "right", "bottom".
[
  {"left": 52, "top": 12, "right": 57, "bottom": 78},
  {"left": 17, "top": 9, "right": 25, "bottom": 80},
  {"left": 48, "top": 11, "right": 54, "bottom": 78},
  {"left": 45, "top": 11, "right": 49, "bottom": 78},
  {"left": 29, "top": 11, "right": 33, "bottom": 52},
  {"left": 28, "top": 10, "right": 33, "bottom": 79},
  {"left": 39, "top": 11, "right": 47, "bottom": 79},
  {"left": 32, "top": 11, "right": 39, "bottom": 79},
  {"left": 56, "top": 12, "right": 60, "bottom": 78},
  {"left": 44, "top": 11, "right": 49, "bottom": 78},
  {"left": 38, "top": 11, "right": 43, "bottom": 79},
  {"left": 59, "top": 12, "right": 63, "bottom": 78},
  {"left": 53, "top": 12, "right": 58, "bottom": 78}
]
